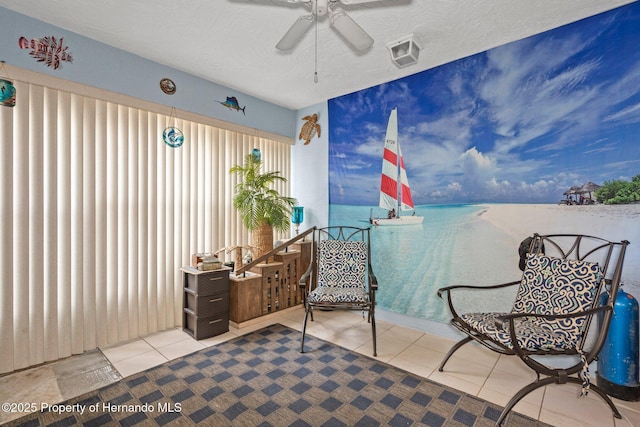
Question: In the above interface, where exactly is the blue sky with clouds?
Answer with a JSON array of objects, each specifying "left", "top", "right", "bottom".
[{"left": 328, "top": 2, "right": 640, "bottom": 205}]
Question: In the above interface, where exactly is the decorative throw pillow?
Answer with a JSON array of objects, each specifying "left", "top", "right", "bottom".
[
  {"left": 317, "top": 240, "right": 367, "bottom": 289},
  {"left": 511, "top": 254, "right": 602, "bottom": 343}
]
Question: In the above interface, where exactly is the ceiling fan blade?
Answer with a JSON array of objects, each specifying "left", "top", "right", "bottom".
[
  {"left": 338, "top": 0, "right": 385, "bottom": 4},
  {"left": 276, "top": 14, "right": 314, "bottom": 50},
  {"left": 330, "top": 11, "right": 373, "bottom": 51}
]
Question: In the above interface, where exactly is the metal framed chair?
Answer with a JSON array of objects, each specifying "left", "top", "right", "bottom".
[
  {"left": 299, "top": 226, "right": 378, "bottom": 356},
  {"left": 437, "top": 233, "right": 629, "bottom": 426}
]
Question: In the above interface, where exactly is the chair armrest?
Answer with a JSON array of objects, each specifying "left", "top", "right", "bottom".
[
  {"left": 368, "top": 264, "right": 378, "bottom": 291},
  {"left": 438, "top": 280, "right": 520, "bottom": 320},
  {"left": 437, "top": 280, "right": 521, "bottom": 298},
  {"left": 299, "top": 262, "right": 314, "bottom": 289},
  {"left": 494, "top": 305, "right": 611, "bottom": 329}
]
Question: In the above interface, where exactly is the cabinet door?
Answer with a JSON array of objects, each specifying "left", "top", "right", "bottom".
[
  {"left": 229, "top": 277, "right": 262, "bottom": 323},
  {"left": 275, "top": 252, "right": 301, "bottom": 308},
  {"left": 259, "top": 265, "right": 281, "bottom": 315}
]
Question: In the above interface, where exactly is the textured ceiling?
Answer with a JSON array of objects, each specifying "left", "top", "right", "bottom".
[{"left": 0, "top": 0, "right": 635, "bottom": 110}]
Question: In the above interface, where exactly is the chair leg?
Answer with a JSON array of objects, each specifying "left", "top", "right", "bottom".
[
  {"left": 438, "top": 336, "right": 473, "bottom": 372},
  {"left": 496, "top": 375, "right": 623, "bottom": 426},
  {"left": 370, "top": 308, "right": 377, "bottom": 357},
  {"left": 565, "top": 377, "right": 622, "bottom": 419},
  {"left": 300, "top": 306, "right": 311, "bottom": 353},
  {"left": 496, "top": 377, "right": 554, "bottom": 426}
]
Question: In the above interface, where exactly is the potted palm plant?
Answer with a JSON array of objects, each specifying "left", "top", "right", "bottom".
[{"left": 230, "top": 151, "right": 297, "bottom": 259}]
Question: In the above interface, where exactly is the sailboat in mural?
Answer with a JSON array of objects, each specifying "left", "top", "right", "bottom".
[{"left": 370, "top": 108, "right": 423, "bottom": 226}]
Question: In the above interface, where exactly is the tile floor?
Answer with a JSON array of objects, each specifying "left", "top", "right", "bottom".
[{"left": 1, "top": 306, "right": 640, "bottom": 426}]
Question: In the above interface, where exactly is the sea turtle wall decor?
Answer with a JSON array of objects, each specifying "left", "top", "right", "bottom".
[{"left": 299, "top": 113, "right": 321, "bottom": 145}]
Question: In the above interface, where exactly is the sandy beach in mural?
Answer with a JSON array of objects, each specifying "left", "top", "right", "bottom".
[{"left": 479, "top": 203, "right": 640, "bottom": 290}]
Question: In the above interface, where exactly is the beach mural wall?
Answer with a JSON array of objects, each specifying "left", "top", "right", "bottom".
[{"left": 327, "top": 1, "right": 640, "bottom": 323}]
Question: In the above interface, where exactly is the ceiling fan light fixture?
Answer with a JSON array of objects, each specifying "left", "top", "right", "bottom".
[
  {"left": 276, "top": 14, "right": 314, "bottom": 50},
  {"left": 330, "top": 10, "right": 373, "bottom": 51},
  {"left": 387, "top": 34, "right": 420, "bottom": 67},
  {"left": 314, "top": 0, "right": 328, "bottom": 16}
]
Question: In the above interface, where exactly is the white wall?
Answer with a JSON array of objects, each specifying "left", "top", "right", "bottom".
[{"left": 291, "top": 102, "right": 330, "bottom": 231}]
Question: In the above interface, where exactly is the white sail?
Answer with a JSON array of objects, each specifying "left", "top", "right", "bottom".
[
  {"left": 372, "top": 108, "right": 423, "bottom": 226},
  {"left": 398, "top": 141, "right": 415, "bottom": 211},
  {"left": 379, "top": 108, "right": 398, "bottom": 211}
]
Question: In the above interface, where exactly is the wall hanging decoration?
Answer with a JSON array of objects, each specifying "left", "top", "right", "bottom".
[
  {"left": 0, "top": 61, "right": 16, "bottom": 108},
  {"left": 159, "top": 78, "right": 176, "bottom": 95},
  {"left": 18, "top": 36, "right": 73, "bottom": 70},
  {"left": 163, "top": 107, "right": 184, "bottom": 148},
  {"left": 216, "top": 96, "right": 246, "bottom": 115},
  {"left": 299, "top": 113, "right": 321, "bottom": 145}
]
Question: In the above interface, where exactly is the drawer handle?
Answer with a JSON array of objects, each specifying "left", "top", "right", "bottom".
[
  {"left": 209, "top": 319, "right": 222, "bottom": 324},
  {"left": 209, "top": 297, "right": 223, "bottom": 303},
  {"left": 208, "top": 277, "right": 223, "bottom": 281}
]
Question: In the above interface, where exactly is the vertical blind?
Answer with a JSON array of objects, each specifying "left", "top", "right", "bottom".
[{"left": 0, "top": 79, "right": 292, "bottom": 374}]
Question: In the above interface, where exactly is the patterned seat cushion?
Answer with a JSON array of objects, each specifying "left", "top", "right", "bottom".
[
  {"left": 308, "top": 286, "right": 370, "bottom": 304},
  {"left": 460, "top": 254, "right": 602, "bottom": 351},
  {"left": 308, "top": 240, "right": 369, "bottom": 304}
]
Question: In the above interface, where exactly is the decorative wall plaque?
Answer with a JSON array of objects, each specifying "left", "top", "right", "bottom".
[{"left": 160, "top": 78, "right": 176, "bottom": 95}]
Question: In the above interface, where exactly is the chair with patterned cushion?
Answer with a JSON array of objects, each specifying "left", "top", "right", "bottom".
[
  {"left": 299, "top": 226, "right": 378, "bottom": 356},
  {"left": 437, "top": 233, "right": 629, "bottom": 426}
]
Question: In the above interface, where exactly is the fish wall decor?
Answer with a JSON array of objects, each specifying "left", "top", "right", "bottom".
[
  {"left": 163, "top": 127, "right": 184, "bottom": 148},
  {"left": 0, "top": 79, "right": 16, "bottom": 108},
  {"left": 163, "top": 106, "right": 183, "bottom": 148},
  {"left": 18, "top": 36, "right": 73, "bottom": 70},
  {"left": 217, "top": 96, "right": 245, "bottom": 115}
]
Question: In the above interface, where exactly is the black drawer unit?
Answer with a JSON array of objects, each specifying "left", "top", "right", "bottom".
[{"left": 181, "top": 266, "right": 230, "bottom": 340}]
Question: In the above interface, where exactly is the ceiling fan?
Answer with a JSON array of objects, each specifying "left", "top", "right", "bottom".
[{"left": 273, "top": 0, "right": 385, "bottom": 52}]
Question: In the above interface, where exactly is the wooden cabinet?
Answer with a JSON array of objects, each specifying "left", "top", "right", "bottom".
[
  {"left": 181, "top": 267, "right": 230, "bottom": 340},
  {"left": 228, "top": 250, "right": 303, "bottom": 326},
  {"left": 229, "top": 273, "right": 262, "bottom": 324},
  {"left": 252, "top": 262, "right": 283, "bottom": 315},
  {"left": 274, "top": 250, "right": 300, "bottom": 307},
  {"left": 291, "top": 241, "right": 312, "bottom": 304},
  {"left": 292, "top": 240, "right": 312, "bottom": 275}
]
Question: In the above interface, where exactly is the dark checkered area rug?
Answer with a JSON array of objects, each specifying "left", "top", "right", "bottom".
[{"left": 7, "top": 324, "right": 551, "bottom": 426}]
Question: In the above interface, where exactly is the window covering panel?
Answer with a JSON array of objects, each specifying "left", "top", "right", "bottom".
[{"left": 0, "top": 80, "right": 292, "bottom": 374}]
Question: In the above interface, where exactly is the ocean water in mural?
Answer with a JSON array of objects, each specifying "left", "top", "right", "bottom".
[
  {"left": 330, "top": 202, "right": 640, "bottom": 323},
  {"left": 330, "top": 203, "right": 521, "bottom": 322}
]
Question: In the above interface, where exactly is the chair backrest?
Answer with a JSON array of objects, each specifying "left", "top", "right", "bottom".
[
  {"left": 313, "top": 226, "right": 371, "bottom": 290},
  {"left": 514, "top": 254, "right": 602, "bottom": 315},
  {"left": 515, "top": 234, "right": 629, "bottom": 349},
  {"left": 317, "top": 240, "right": 368, "bottom": 289}
]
